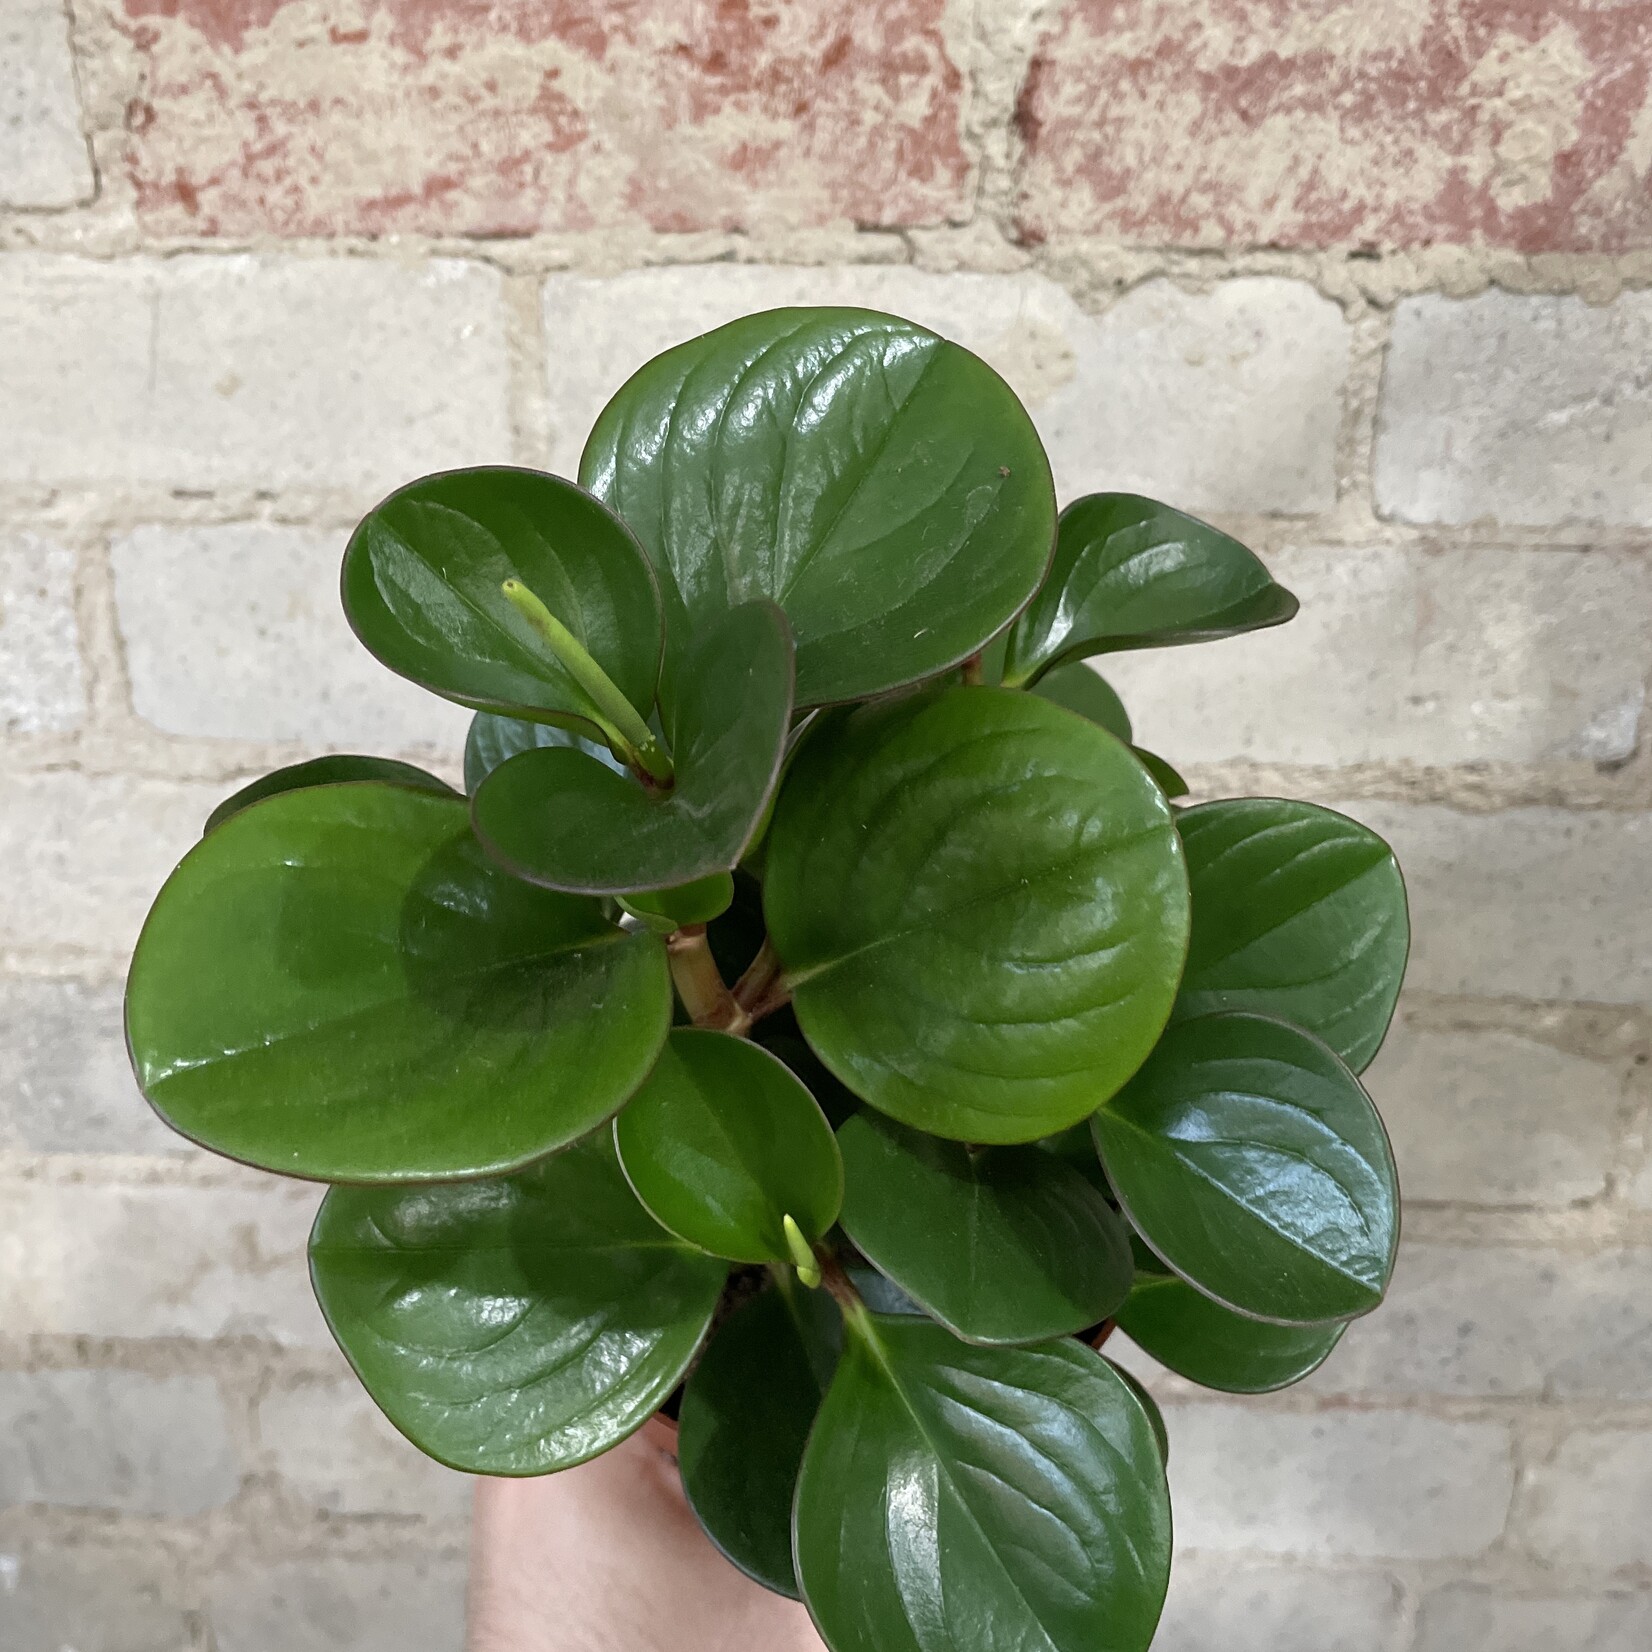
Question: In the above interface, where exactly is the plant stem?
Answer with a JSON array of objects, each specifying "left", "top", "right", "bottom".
[
  {"left": 817, "top": 1250, "right": 870, "bottom": 1327},
  {"left": 960, "top": 652, "right": 985, "bottom": 686},
  {"left": 500, "top": 579, "right": 674, "bottom": 786},
  {"left": 733, "top": 936, "right": 784, "bottom": 1011},
  {"left": 666, "top": 926, "right": 750, "bottom": 1034}
]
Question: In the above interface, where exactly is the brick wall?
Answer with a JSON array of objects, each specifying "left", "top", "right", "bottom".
[{"left": 2, "top": 2, "right": 1649, "bottom": 1648}]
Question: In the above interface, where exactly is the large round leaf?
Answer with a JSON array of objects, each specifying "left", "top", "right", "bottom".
[
  {"left": 463, "top": 710, "right": 625, "bottom": 793},
  {"left": 794, "top": 1313, "right": 1172, "bottom": 1652},
  {"left": 580, "top": 308, "right": 1056, "bottom": 709},
  {"left": 125, "top": 784, "right": 671, "bottom": 1181},
  {"left": 613, "top": 1028, "right": 843, "bottom": 1264},
  {"left": 309, "top": 1134, "right": 726, "bottom": 1474},
  {"left": 342, "top": 466, "right": 662, "bottom": 736},
  {"left": 1004, "top": 492, "right": 1297, "bottom": 686},
  {"left": 1092, "top": 1011, "right": 1399, "bottom": 1325},
  {"left": 836, "top": 1111, "right": 1132, "bottom": 1344},
  {"left": 764, "top": 686, "right": 1190, "bottom": 1143},
  {"left": 204, "top": 756, "right": 456, "bottom": 834},
  {"left": 1118, "top": 1269, "right": 1345, "bottom": 1393},
  {"left": 677, "top": 1280, "right": 841, "bottom": 1598},
  {"left": 471, "top": 602, "right": 793, "bottom": 894},
  {"left": 1176, "top": 797, "right": 1409, "bottom": 1072}
]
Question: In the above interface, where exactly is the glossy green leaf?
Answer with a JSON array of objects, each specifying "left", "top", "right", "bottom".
[
  {"left": 1177, "top": 797, "right": 1409, "bottom": 1071},
  {"left": 1031, "top": 661, "right": 1132, "bottom": 742},
  {"left": 1093, "top": 1011, "right": 1399, "bottom": 1324},
  {"left": 342, "top": 466, "right": 662, "bottom": 737},
  {"left": 463, "top": 710, "right": 626, "bottom": 793},
  {"left": 753, "top": 1021, "right": 860, "bottom": 1129},
  {"left": 1134, "top": 748, "right": 1189, "bottom": 800},
  {"left": 125, "top": 784, "right": 671, "bottom": 1182},
  {"left": 471, "top": 602, "right": 793, "bottom": 894},
  {"left": 309, "top": 1133, "right": 726, "bottom": 1474},
  {"left": 764, "top": 686, "right": 1190, "bottom": 1143},
  {"left": 204, "top": 757, "right": 456, "bottom": 833},
  {"left": 794, "top": 1312, "right": 1172, "bottom": 1652},
  {"left": 1037, "top": 1121, "right": 1113, "bottom": 1198},
  {"left": 1004, "top": 492, "right": 1297, "bottom": 685},
  {"left": 614, "top": 1029, "right": 842, "bottom": 1263},
  {"left": 1118, "top": 1270, "right": 1345, "bottom": 1393},
  {"left": 677, "top": 1280, "right": 841, "bottom": 1597},
  {"left": 618, "top": 873, "right": 735, "bottom": 931},
  {"left": 1106, "top": 1360, "right": 1169, "bottom": 1466},
  {"left": 580, "top": 307, "right": 1056, "bottom": 709},
  {"left": 836, "top": 1111, "right": 1133, "bottom": 1344}
]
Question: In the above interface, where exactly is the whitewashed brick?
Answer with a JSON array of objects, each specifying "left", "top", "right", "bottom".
[
  {"left": 1338, "top": 802, "right": 1652, "bottom": 1005},
  {"left": 112, "top": 522, "right": 472, "bottom": 750},
  {"left": 1163, "top": 1402, "right": 1513, "bottom": 1559},
  {"left": 0, "top": 1546, "right": 190, "bottom": 1652},
  {"left": 208, "top": 1557, "right": 467, "bottom": 1652},
  {"left": 1415, "top": 1587, "right": 1652, "bottom": 1652},
  {"left": 1522, "top": 1430, "right": 1652, "bottom": 1572},
  {"left": 1362, "top": 1012, "right": 1626, "bottom": 1207},
  {"left": 0, "top": 772, "right": 222, "bottom": 962},
  {"left": 544, "top": 267, "right": 1348, "bottom": 515},
  {"left": 259, "top": 1380, "right": 471, "bottom": 1519},
  {"left": 1108, "top": 546, "right": 1652, "bottom": 765},
  {"left": 0, "top": 0, "right": 93, "bottom": 209},
  {"left": 0, "top": 978, "right": 186, "bottom": 1156},
  {"left": 1376, "top": 291, "right": 1652, "bottom": 526},
  {"left": 0, "top": 1369, "right": 237, "bottom": 1515},
  {"left": 0, "top": 256, "right": 510, "bottom": 495},
  {"left": 1313, "top": 1242, "right": 1652, "bottom": 1402},
  {"left": 1154, "top": 1558, "right": 1406, "bottom": 1652},
  {"left": 0, "top": 1175, "right": 328, "bottom": 1346},
  {"left": 0, "top": 533, "right": 84, "bottom": 736}
]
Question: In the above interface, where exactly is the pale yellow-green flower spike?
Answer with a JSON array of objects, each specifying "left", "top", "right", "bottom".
[{"left": 783, "top": 1214, "right": 822, "bottom": 1289}]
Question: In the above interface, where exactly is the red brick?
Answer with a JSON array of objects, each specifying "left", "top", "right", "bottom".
[
  {"left": 1015, "top": 0, "right": 1652, "bottom": 252},
  {"left": 120, "top": 0, "right": 969, "bottom": 236}
]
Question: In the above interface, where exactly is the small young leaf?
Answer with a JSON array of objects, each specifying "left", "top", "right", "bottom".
[
  {"left": 471, "top": 602, "right": 793, "bottom": 894},
  {"left": 1031, "top": 660, "right": 1132, "bottom": 742},
  {"left": 794, "top": 1314, "right": 1171, "bottom": 1652},
  {"left": 463, "top": 710, "right": 626, "bottom": 794},
  {"left": 126, "top": 784, "right": 671, "bottom": 1182},
  {"left": 836, "top": 1111, "right": 1133, "bottom": 1345},
  {"left": 309, "top": 1133, "right": 726, "bottom": 1475},
  {"left": 1004, "top": 492, "right": 1297, "bottom": 685},
  {"left": 1134, "top": 748, "right": 1189, "bottom": 799},
  {"left": 764, "top": 686, "right": 1190, "bottom": 1143},
  {"left": 1177, "top": 797, "right": 1410, "bottom": 1071},
  {"left": 1118, "top": 1270, "right": 1345, "bottom": 1393},
  {"left": 617, "top": 872, "right": 736, "bottom": 931},
  {"left": 342, "top": 466, "right": 662, "bottom": 737},
  {"left": 613, "top": 1029, "right": 843, "bottom": 1264},
  {"left": 204, "top": 756, "right": 456, "bottom": 833},
  {"left": 581, "top": 307, "right": 1057, "bottom": 710},
  {"left": 677, "top": 1280, "right": 842, "bottom": 1598},
  {"left": 1093, "top": 1011, "right": 1399, "bottom": 1325}
]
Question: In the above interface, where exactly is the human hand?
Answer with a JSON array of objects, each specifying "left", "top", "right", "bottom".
[{"left": 467, "top": 1424, "right": 827, "bottom": 1651}]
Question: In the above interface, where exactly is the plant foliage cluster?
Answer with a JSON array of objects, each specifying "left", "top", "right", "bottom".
[{"left": 125, "top": 307, "right": 1408, "bottom": 1652}]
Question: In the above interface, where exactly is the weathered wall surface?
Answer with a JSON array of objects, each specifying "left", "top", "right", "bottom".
[{"left": 1, "top": 2, "right": 1649, "bottom": 1647}]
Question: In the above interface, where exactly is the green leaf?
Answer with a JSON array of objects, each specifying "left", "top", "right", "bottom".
[
  {"left": 618, "top": 873, "right": 735, "bottom": 931},
  {"left": 471, "top": 602, "right": 793, "bottom": 894},
  {"left": 125, "top": 784, "right": 671, "bottom": 1182},
  {"left": 580, "top": 308, "right": 1056, "bottom": 710},
  {"left": 1134, "top": 748, "right": 1189, "bottom": 800},
  {"left": 204, "top": 757, "right": 456, "bottom": 834},
  {"left": 1031, "top": 661, "right": 1132, "bottom": 742},
  {"left": 309, "top": 1133, "right": 726, "bottom": 1475},
  {"left": 464, "top": 710, "right": 626, "bottom": 793},
  {"left": 613, "top": 1028, "right": 843, "bottom": 1264},
  {"left": 764, "top": 686, "right": 1190, "bottom": 1143},
  {"left": 753, "top": 1021, "right": 860, "bottom": 1129},
  {"left": 1004, "top": 492, "right": 1297, "bottom": 686},
  {"left": 342, "top": 466, "right": 662, "bottom": 739},
  {"left": 1118, "top": 1270, "right": 1345, "bottom": 1393},
  {"left": 1176, "top": 797, "right": 1409, "bottom": 1071},
  {"left": 676, "top": 1280, "right": 842, "bottom": 1598},
  {"left": 1106, "top": 1360, "right": 1169, "bottom": 1467},
  {"left": 794, "top": 1313, "right": 1171, "bottom": 1652},
  {"left": 836, "top": 1111, "right": 1133, "bottom": 1345},
  {"left": 1092, "top": 1011, "right": 1399, "bottom": 1325},
  {"left": 1036, "top": 1121, "right": 1112, "bottom": 1198}
]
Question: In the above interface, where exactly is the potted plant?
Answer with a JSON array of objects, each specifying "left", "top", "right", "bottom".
[{"left": 124, "top": 307, "right": 1407, "bottom": 1652}]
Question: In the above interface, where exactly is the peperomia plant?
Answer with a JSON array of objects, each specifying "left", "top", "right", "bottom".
[{"left": 124, "top": 307, "right": 1408, "bottom": 1651}]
